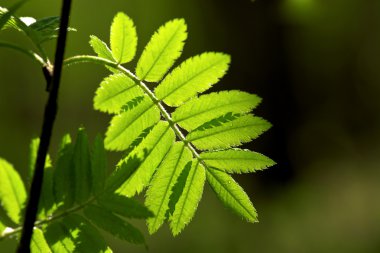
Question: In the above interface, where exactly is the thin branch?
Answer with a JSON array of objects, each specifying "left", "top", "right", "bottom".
[{"left": 17, "top": 0, "right": 73, "bottom": 252}]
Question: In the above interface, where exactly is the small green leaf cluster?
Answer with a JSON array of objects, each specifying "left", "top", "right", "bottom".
[
  {"left": 0, "top": 2, "right": 75, "bottom": 65},
  {"left": 0, "top": 129, "right": 153, "bottom": 252},
  {"left": 87, "top": 12, "right": 276, "bottom": 236}
]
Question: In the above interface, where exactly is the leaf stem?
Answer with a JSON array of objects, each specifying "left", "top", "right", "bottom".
[
  {"left": 0, "top": 41, "right": 45, "bottom": 65},
  {"left": 17, "top": 0, "right": 73, "bottom": 252}
]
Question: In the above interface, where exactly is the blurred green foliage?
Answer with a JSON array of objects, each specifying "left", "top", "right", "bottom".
[{"left": 1, "top": 0, "right": 380, "bottom": 252}]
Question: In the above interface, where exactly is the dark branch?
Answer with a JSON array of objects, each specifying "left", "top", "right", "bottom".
[{"left": 17, "top": 0, "right": 73, "bottom": 252}]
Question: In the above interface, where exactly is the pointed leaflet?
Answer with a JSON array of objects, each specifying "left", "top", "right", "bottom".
[
  {"left": 136, "top": 19, "right": 187, "bottom": 82},
  {"left": 201, "top": 149, "right": 275, "bottom": 174},
  {"left": 53, "top": 134, "right": 75, "bottom": 209},
  {"left": 98, "top": 193, "right": 153, "bottom": 219},
  {"left": 62, "top": 214, "right": 112, "bottom": 253},
  {"left": 31, "top": 228, "right": 51, "bottom": 253},
  {"left": 145, "top": 142, "right": 192, "bottom": 234},
  {"left": 155, "top": 52, "right": 231, "bottom": 106},
  {"left": 90, "top": 35, "right": 115, "bottom": 62},
  {"left": 28, "top": 137, "right": 51, "bottom": 182},
  {"left": 44, "top": 222, "right": 76, "bottom": 252},
  {"left": 84, "top": 204, "right": 145, "bottom": 245},
  {"left": 172, "top": 91, "right": 261, "bottom": 131},
  {"left": 91, "top": 134, "right": 107, "bottom": 195},
  {"left": 187, "top": 114, "right": 271, "bottom": 151},
  {"left": 110, "top": 12, "right": 137, "bottom": 64},
  {"left": 116, "top": 121, "right": 175, "bottom": 197},
  {"left": 94, "top": 74, "right": 144, "bottom": 114},
  {"left": 72, "top": 128, "right": 92, "bottom": 203},
  {"left": 105, "top": 95, "right": 160, "bottom": 151},
  {"left": 206, "top": 168, "right": 257, "bottom": 222},
  {"left": 0, "top": 158, "right": 26, "bottom": 224},
  {"left": 0, "top": 1, "right": 27, "bottom": 30},
  {"left": 170, "top": 160, "right": 206, "bottom": 236}
]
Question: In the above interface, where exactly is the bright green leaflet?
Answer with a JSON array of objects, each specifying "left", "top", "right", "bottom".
[
  {"left": 135, "top": 18, "right": 187, "bottom": 82},
  {"left": 155, "top": 52, "right": 231, "bottom": 107},
  {"left": 30, "top": 228, "right": 51, "bottom": 253},
  {"left": 0, "top": 158, "right": 27, "bottom": 224}
]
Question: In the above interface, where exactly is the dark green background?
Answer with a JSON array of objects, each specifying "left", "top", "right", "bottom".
[{"left": 1, "top": 0, "right": 380, "bottom": 252}]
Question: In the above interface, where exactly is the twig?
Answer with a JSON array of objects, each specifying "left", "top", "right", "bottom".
[{"left": 17, "top": 0, "right": 73, "bottom": 251}]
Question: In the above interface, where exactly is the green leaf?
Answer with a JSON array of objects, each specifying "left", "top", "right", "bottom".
[
  {"left": 90, "top": 35, "right": 115, "bottom": 61},
  {"left": 0, "top": 1, "right": 27, "bottom": 30},
  {"left": 44, "top": 221, "right": 76, "bottom": 252},
  {"left": 155, "top": 52, "right": 231, "bottom": 106},
  {"left": 91, "top": 134, "right": 107, "bottom": 195},
  {"left": 206, "top": 168, "right": 257, "bottom": 222},
  {"left": 73, "top": 128, "right": 92, "bottom": 203},
  {"left": 110, "top": 12, "right": 137, "bottom": 64},
  {"left": 28, "top": 138, "right": 52, "bottom": 184},
  {"left": 172, "top": 91, "right": 261, "bottom": 131},
  {"left": 187, "top": 114, "right": 271, "bottom": 151},
  {"left": 136, "top": 19, "right": 187, "bottom": 82},
  {"left": 0, "top": 220, "right": 5, "bottom": 235},
  {"left": 53, "top": 134, "right": 75, "bottom": 209},
  {"left": 201, "top": 149, "right": 275, "bottom": 173},
  {"left": 145, "top": 142, "right": 192, "bottom": 234},
  {"left": 84, "top": 204, "right": 145, "bottom": 245},
  {"left": 169, "top": 160, "right": 205, "bottom": 236},
  {"left": 105, "top": 95, "right": 160, "bottom": 151},
  {"left": 31, "top": 228, "right": 51, "bottom": 253},
  {"left": 98, "top": 193, "right": 153, "bottom": 219},
  {"left": 37, "top": 165, "right": 57, "bottom": 218},
  {"left": 94, "top": 73, "right": 144, "bottom": 114},
  {"left": 116, "top": 121, "right": 175, "bottom": 197},
  {"left": 29, "top": 16, "right": 76, "bottom": 44},
  {"left": 62, "top": 214, "right": 113, "bottom": 253},
  {"left": 0, "top": 158, "right": 26, "bottom": 224}
]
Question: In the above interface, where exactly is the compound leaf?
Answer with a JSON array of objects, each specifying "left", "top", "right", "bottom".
[
  {"left": 172, "top": 90, "right": 261, "bottom": 131},
  {"left": 187, "top": 114, "right": 271, "bottom": 151},
  {"left": 31, "top": 228, "right": 51, "bottom": 253},
  {"left": 110, "top": 12, "right": 137, "bottom": 64},
  {"left": 94, "top": 73, "right": 144, "bottom": 114},
  {"left": 98, "top": 193, "right": 153, "bottom": 219},
  {"left": 155, "top": 52, "right": 230, "bottom": 106},
  {"left": 206, "top": 168, "right": 257, "bottom": 222},
  {"left": 145, "top": 142, "right": 192, "bottom": 234},
  {"left": 136, "top": 19, "right": 187, "bottom": 82},
  {"left": 116, "top": 121, "right": 175, "bottom": 197},
  {"left": 201, "top": 149, "right": 275, "bottom": 174},
  {"left": 105, "top": 95, "right": 160, "bottom": 151},
  {"left": 169, "top": 160, "right": 205, "bottom": 236},
  {"left": 84, "top": 204, "right": 145, "bottom": 245},
  {"left": 0, "top": 158, "right": 26, "bottom": 224}
]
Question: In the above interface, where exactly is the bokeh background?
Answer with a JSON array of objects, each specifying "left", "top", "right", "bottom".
[{"left": 1, "top": 0, "right": 380, "bottom": 252}]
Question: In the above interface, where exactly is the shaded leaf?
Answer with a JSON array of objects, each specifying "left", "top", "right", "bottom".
[
  {"left": 84, "top": 204, "right": 145, "bottom": 245},
  {"left": 44, "top": 221, "right": 76, "bottom": 252},
  {"left": 98, "top": 193, "right": 153, "bottom": 219},
  {"left": 172, "top": 90, "right": 261, "bottom": 131},
  {"left": 73, "top": 128, "right": 92, "bottom": 203},
  {"left": 206, "top": 168, "right": 257, "bottom": 222},
  {"left": 0, "top": 1, "right": 27, "bottom": 30},
  {"left": 91, "top": 134, "right": 107, "bottom": 195},
  {"left": 0, "top": 158, "right": 26, "bottom": 224},
  {"left": 110, "top": 12, "right": 137, "bottom": 64},
  {"left": 136, "top": 19, "right": 187, "bottom": 82},
  {"left": 156, "top": 52, "right": 230, "bottom": 106}
]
